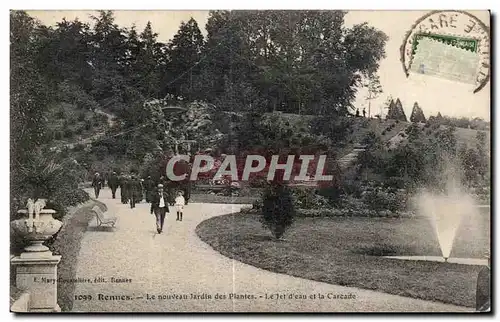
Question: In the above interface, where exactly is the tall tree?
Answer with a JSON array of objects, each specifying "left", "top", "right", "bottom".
[
  {"left": 11, "top": 11, "right": 52, "bottom": 160},
  {"left": 386, "top": 99, "right": 395, "bottom": 120},
  {"left": 410, "top": 102, "right": 426, "bottom": 123},
  {"left": 139, "top": 22, "right": 164, "bottom": 97},
  {"left": 89, "top": 10, "right": 134, "bottom": 112},
  {"left": 363, "top": 73, "right": 383, "bottom": 118},
  {"left": 199, "top": 10, "right": 388, "bottom": 114},
  {"left": 165, "top": 18, "right": 204, "bottom": 101},
  {"left": 387, "top": 98, "right": 407, "bottom": 122}
]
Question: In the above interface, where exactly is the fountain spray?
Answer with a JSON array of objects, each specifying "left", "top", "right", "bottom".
[{"left": 416, "top": 157, "right": 478, "bottom": 262}]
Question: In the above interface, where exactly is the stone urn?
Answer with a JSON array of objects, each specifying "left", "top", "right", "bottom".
[
  {"left": 10, "top": 198, "right": 63, "bottom": 312},
  {"left": 10, "top": 199, "right": 62, "bottom": 258}
]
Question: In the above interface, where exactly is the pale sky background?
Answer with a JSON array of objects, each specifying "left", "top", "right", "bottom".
[{"left": 27, "top": 10, "right": 490, "bottom": 121}]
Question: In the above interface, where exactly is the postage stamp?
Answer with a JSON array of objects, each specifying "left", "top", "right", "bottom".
[
  {"left": 10, "top": 10, "right": 490, "bottom": 314},
  {"left": 400, "top": 10, "right": 490, "bottom": 93}
]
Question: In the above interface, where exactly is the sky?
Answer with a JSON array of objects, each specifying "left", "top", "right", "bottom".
[{"left": 27, "top": 10, "right": 490, "bottom": 121}]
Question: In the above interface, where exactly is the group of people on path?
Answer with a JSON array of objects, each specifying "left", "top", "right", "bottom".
[
  {"left": 91, "top": 172, "right": 191, "bottom": 206},
  {"left": 91, "top": 171, "right": 191, "bottom": 234}
]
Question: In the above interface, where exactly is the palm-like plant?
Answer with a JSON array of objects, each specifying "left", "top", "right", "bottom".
[
  {"left": 11, "top": 148, "right": 87, "bottom": 219},
  {"left": 16, "top": 150, "right": 67, "bottom": 200}
]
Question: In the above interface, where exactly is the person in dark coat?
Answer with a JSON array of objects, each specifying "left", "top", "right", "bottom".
[
  {"left": 120, "top": 173, "right": 129, "bottom": 204},
  {"left": 150, "top": 184, "right": 170, "bottom": 234},
  {"left": 143, "top": 176, "right": 155, "bottom": 203},
  {"left": 476, "top": 253, "right": 490, "bottom": 312},
  {"left": 181, "top": 181, "right": 191, "bottom": 205},
  {"left": 108, "top": 171, "right": 119, "bottom": 199},
  {"left": 91, "top": 172, "right": 103, "bottom": 198},
  {"left": 136, "top": 178, "right": 144, "bottom": 204},
  {"left": 128, "top": 175, "right": 142, "bottom": 209}
]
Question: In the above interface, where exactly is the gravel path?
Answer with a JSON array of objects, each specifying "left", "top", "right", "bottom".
[{"left": 71, "top": 189, "right": 470, "bottom": 312}]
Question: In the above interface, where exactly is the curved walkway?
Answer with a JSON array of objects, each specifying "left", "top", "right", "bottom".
[{"left": 72, "top": 189, "right": 469, "bottom": 312}]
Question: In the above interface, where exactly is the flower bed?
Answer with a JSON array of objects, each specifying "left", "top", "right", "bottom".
[{"left": 296, "top": 208, "right": 415, "bottom": 218}]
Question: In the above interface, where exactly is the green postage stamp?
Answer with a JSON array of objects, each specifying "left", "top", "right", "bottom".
[{"left": 401, "top": 10, "right": 490, "bottom": 93}]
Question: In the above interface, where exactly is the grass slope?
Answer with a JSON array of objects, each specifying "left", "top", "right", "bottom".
[{"left": 46, "top": 102, "right": 110, "bottom": 147}]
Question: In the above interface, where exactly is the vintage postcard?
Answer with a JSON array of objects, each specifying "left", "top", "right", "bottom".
[{"left": 10, "top": 9, "right": 490, "bottom": 313}]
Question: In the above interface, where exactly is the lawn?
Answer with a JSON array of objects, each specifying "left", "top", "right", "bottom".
[
  {"left": 196, "top": 208, "right": 489, "bottom": 308},
  {"left": 49, "top": 199, "right": 107, "bottom": 312}
]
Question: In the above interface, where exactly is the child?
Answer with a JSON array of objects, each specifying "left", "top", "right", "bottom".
[{"left": 175, "top": 191, "right": 186, "bottom": 221}]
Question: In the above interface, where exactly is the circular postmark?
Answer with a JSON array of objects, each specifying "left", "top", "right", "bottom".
[{"left": 400, "top": 10, "right": 490, "bottom": 93}]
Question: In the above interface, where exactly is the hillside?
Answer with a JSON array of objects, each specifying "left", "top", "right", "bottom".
[
  {"left": 46, "top": 103, "right": 112, "bottom": 150},
  {"left": 50, "top": 106, "right": 489, "bottom": 160}
]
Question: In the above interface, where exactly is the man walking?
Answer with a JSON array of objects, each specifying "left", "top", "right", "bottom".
[
  {"left": 108, "top": 171, "right": 119, "bottom": 199},
  {"left": 150, "top": 184, "right": 170, "bottom": 234},
  {"left": 128, "top": 174, "right": 141, "bottom": 209},
  {"left": 92, "top": 172, "right": 103, "bottom": 198},
  {"left": 120, "top": 173, "right": 129, "bottom": 204},
  {"left": 143, "top": 175, "right": 155, "bottom": 203}
]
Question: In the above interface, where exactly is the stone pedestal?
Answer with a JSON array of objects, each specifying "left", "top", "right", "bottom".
[
  {"left": 10, "top": 206, "right": 63, "bottom": 312},
  {"left": 11, "top": 254, "right": 62, "bottom": 312}
]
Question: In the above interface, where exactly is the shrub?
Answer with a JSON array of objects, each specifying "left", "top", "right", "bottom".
[
  {"left": 317, "top": 185, "right": 343, "bottom": 205},
  {"left": 98, "top": 114, "right": 108, "bottom": 123},
  {"left": 252, "top": 199, "right": 263, "bottom": 210},
  {"left": 53, "top": 131, "right": 63, "bottom": 140},
  {"left": 63, "top": 128, "right": 73, "bottom": 138},
  {"left": 249, "top": 175, "right": 269, "bottom": 188},
  {"left": 84, "top": 121, "right": 92, "bottom": 131},
  {"left": 295, "top": 207, "right": 414, "bottom": 218},
  {"left": 361, "top": 131, "right": 379, "bottom": 146},
  {"left": 73, "top": 144, "right": 85, "bottom": 152},
  {"left": 385, "top": 177, "right": 407, "bottom": 189},
  {"left": 55, "top": 110, "right": 65, "bottom": 119},
  {"left": 342, "top": 180, "right": 364, "bottom": 198},
  {"left": 292, "top": 187, "right": 329, "bottom": 209},
  {"left": 363, "top": 189, "right": 404, "bottom": 212},
  {"left": 67, "top": 117, "right": 76, "bottom": 126},
  {"left": 77, "top": 112, "right": 86, "bottom": 122},
  {"left": 260, "top": 183, "right": 295, "bottom": 240}
]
